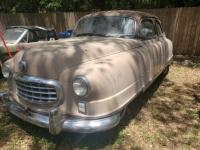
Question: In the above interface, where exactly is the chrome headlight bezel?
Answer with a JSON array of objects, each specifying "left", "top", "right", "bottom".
[
  {"left": 72, "top": 76, "right": 90, "bottom": 97},
  {"left": 1, "top": 64, "right": 11, "bottom": 78},
  {"left": 19, "top": 60, "right": 27, "bottom": 73}
]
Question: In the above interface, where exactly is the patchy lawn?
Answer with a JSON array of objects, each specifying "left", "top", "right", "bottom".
[{"left": 0, "top": 59, "right": 199, "bottom": 150}]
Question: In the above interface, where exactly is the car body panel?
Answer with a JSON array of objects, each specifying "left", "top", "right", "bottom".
[{"left": 7, "top": 35, "right": 172, "bottom": 118}]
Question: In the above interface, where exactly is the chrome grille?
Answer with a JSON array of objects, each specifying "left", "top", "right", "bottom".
[{"left": 15, "top": 75, "right": 60, "bottom": 104}]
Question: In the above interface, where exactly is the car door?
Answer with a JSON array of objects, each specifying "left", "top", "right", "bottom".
[{"left": 139, "top": 18, "right": 162, "bottom": 81}]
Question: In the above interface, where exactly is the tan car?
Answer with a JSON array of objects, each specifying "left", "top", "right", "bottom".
[{"left": 0, "top": 10, "right": 173, "bottom": 134}]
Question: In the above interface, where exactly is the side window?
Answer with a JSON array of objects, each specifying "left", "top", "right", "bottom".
[
  {"left": 28, "top": 31, "right": 38, "bottom": 42},
  {"left": 155, "top": 21, "right": 163, "bottom": 35},
  {"left": 20, "top": 33, "right": 28, "bottom": 43},
  {"left": 140, "top": 19, "right": 156, "bottom": 39}
]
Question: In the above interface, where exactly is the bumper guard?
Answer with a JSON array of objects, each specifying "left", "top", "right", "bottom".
[{"left": 0, "top": 92, "right": 122, "bottom": 134}]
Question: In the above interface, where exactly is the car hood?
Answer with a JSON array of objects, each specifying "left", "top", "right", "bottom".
[{"left": 15, "top": 36, "right": 141, "bottom": 79}]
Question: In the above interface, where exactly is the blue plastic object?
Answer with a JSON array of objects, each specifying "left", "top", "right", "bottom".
[{"left": 57, "top": 29, "right": 73, "bottom": 38}]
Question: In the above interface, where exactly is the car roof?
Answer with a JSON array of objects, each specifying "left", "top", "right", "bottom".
[{"left": 81, "top": 10, "right": 159, "bottom": 20}]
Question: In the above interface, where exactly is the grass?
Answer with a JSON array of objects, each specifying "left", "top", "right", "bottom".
[{"left": 0, "top": 58, "right": 200, "bottom": 150}]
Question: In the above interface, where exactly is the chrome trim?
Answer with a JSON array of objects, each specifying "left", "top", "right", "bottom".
[
  {"left": 17, "top": 86, "right": 56, "bottom": 94},
  {"left": 2, "top": 93, "right": 122, "bottom": 135},
  {"left": 62, "top": 113, "right": 121, "bottom": 133},
  {"left": 19, "top": 60, "right": 27, "bottom": 73},
  {"left": 73, "top": 75, "right": 91, "bottom": 97},
  {"left": 18, "top": 92, "right": 56, "bottom": 101},
  {"left": 16, "top": 81, "right": 55, "bottom": 90},
  {"left": 15, "top": 74, "right": 63, "bottom": 105}
]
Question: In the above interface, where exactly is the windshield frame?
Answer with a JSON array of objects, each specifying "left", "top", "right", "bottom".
[
  {"left": 73, "top": 16, "right": 137, "bottom": 38},
  {"left": 3, "top": 28, "right": 28, "bottom": 44}
]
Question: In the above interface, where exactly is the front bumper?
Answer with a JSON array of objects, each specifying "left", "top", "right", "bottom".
[{"left": 0, "top": 92, "right": 122, "bottom": 135}]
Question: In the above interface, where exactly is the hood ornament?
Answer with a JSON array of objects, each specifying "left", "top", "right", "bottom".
[{"left": 19, "top": 60, "right": 27, "bottom": 73}]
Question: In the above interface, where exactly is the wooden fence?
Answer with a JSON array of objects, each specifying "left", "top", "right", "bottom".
[{"left": 0, "top": 7, "right": 200, "bottom": 56}]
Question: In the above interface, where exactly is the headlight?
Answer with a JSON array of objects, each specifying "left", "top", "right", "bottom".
[
  {"left": 73, "top": 76, "right": 90, "bottom": 97},
  {"left": 1, "top": 64, "right": 11, "bottom": 78}
]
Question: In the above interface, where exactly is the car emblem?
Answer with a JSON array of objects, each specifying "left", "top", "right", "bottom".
[{"left": 19, "top": 61, "right": 27, "bottom": 73}]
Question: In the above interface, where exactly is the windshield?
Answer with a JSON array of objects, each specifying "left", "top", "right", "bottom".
[
  {"left": 3, "top": 28, "right": 26, "bottom": 44},
  {"left": 74, "top": 16, "right": 136, "bottom": 38}
]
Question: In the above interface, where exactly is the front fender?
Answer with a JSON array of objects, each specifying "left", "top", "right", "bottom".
[{"left": 59, "top": 51, "right": 144, "bottom": 118}]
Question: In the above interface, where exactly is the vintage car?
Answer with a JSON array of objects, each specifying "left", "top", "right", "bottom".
[
  {"left": 0, "top": 26, "right": 57, "bottom": 63},
  {"left": 0, "top": 11, "right": 173, "bottom": 134}
]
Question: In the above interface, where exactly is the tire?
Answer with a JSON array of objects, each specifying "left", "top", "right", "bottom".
[
  {"left": 162, "top": 65, "right": 169, "bottom": 76},
  {"left": 0, "top": 67, "right": 3, "bottom": 79},
  {"left": 120, "top": 108, "right": 126, "bottom": 119}
]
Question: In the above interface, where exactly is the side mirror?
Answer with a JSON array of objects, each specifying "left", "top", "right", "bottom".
[{"left": 162, "top": 32, "right": 166, "bottom": 37}]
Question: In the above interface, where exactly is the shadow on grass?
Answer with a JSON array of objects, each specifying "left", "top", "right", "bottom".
[
  {"left": 151, "top": 80, "right": 200, "bottom": 124},
  {"left": 0, "top": 72, "right": 168, "bottom": 149},
  {"left": 144, "top": 73, "right": 200, "bottom": 146}
]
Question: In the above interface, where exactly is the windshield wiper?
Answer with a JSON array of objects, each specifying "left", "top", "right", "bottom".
[{"left": 75, "top": 33, "right": 107, "bottom": 37}]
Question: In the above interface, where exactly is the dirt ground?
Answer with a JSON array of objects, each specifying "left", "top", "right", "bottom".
[{"left": 0, "top": 58, "right": 199, "bottom": 150}]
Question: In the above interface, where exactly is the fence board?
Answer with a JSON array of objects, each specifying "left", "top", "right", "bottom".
[{"left": 0, "top": 7, "right": 200, "bottom": 55}]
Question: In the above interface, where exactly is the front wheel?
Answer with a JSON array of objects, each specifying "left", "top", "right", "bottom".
[
  {"left": 120, "top": 108, "right": 126, "bottom": 119},
  {"left": 162, "top": 65, "right": 169, "bottom": 76},
  {"left": 0, "top": 67, "right": 3, "bottom": 79}
]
